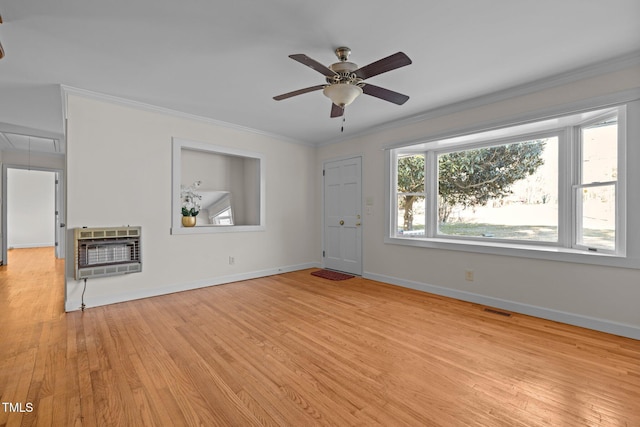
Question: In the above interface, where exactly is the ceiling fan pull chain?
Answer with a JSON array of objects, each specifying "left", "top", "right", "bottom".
[{"left": 341, "top": 110, "right": 346, "bottom": 133}]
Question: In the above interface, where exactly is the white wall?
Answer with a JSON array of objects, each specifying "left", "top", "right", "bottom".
[
  {"left": 65, "top": 94, "right": 320, "bottom": 310},
  {"left": 318, "top": 64, "right": 640, "bottom": 338},
  {"left": 7, "top": 168, "right": 55, "bottom": 248}
]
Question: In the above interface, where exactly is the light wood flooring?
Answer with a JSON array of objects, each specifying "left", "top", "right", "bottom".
[{"left": 1, "top": 247, "right": 639, "bottom": 426}]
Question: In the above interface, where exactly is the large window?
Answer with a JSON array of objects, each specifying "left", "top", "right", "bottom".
[
  {"left": 436, "top": 136, "right": 559, "bottom": 243},
  {"left": 388, "top": 104, "right": 632, "bottom": 264}
]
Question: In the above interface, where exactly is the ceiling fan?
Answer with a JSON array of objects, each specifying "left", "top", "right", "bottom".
[{"left": 273, "top": 47, "right": 412, "bottom": 118}]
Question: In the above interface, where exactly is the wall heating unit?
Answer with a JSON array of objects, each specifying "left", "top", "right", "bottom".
[{"left": 74, "top": 226, "right": 141, "bottom": 280}]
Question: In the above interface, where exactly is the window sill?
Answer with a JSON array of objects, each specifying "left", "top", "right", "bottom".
[
  {"left": 384, "top": 236, "right": 639, "bottom": 269},
  {"left": 171, "top": 224, "right": 265, "bottom": 234}
]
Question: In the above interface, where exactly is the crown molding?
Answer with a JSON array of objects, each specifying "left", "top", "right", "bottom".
[
  {"left": 319, "top": 50, "right": 640, "bottom": 147},
  {"left": 59, "top": 85, "right": 313, "bottom": 147}
]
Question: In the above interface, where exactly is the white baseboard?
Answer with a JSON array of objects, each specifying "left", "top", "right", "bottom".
[
  {"left": 9, "top": 243, "right": 55, "bottom": 249},
  {"left": 65, "top": 262, "right": 321, "bottom": 312},
  {"left": 65, "top": 264, "right": 639, "bottom": 340},
  {"left": 363, "top": 271, "right": 640, "bottom": 340}
]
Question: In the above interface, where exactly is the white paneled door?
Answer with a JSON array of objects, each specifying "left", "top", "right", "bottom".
[{"left": 323, "top": 157, "right": 362, "bottom": 275}]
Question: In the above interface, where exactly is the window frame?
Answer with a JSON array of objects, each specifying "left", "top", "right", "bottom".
[
  {"left": 394, "top": 152, "right": 428, "bottom": 237},
  {"left": 572, "top": 111, "right": 624, "bottom": 255},
  {"left": 385, "top": 100, "right": 638, "bottom": 269}
]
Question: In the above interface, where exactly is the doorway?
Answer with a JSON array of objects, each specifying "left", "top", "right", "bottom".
[
  {"left": 323, "top": 156, "right": 362, "bottom": 276},
  {"left": 1, "top": 165, "right": 65, "bottom": 265}
]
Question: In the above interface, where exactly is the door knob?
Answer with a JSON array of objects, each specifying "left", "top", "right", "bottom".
[{"left": 339, "top": 220, "right": 344, "bottom": 225}]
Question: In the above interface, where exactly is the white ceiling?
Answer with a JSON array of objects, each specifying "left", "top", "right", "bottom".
[
  {"left": 0, "top": 131, "right": 61, "bottom": 154},
  {"left": 0, "top": 1, "right": 639, "bottom": 148}
]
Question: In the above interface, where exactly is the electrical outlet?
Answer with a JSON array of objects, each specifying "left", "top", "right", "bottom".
[
  {"left": 229, "top": 256, "right": 235, "bottom": 265},
  {"left": 465, "top": 270, "right": 474, "bottom": 282}
]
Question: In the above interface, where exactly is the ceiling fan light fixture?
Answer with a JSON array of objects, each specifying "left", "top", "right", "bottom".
[{"left": 323, "top": 83, "right": 363, "bottom": 108}]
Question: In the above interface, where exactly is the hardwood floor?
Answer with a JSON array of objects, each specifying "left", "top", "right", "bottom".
[{"left": 1, "top": 248, "right": 639, "bottom": 426}]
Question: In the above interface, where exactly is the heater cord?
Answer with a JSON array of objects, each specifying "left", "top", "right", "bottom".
[{"left": 81, "top": 278, "right": 87, "bottom": 311}]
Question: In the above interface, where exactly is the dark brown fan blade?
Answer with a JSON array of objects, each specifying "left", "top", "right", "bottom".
[
  {"left": 273, "top": 84, "right": 325, "bottom": 101},
  {"left": 362, "top": 84, "right": 409, "bottom": 105},
  {"left": 289, "top": 54, "right": 337, "bottom": 78},
  {"left": 330, "top": 103, "right": 344, "bottom": 118},
  {"left": 354, "top": 52, "right": 412, "bottom": 80},
  {"left": 0, "top": 14, "right": 3, "bottom": 59}
]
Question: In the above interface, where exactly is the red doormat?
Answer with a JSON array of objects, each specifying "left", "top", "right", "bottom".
[{"left": 311, "top": 269, "right": 355, "bottom": 281}]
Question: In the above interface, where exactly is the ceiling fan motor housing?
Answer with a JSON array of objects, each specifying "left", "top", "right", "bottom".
[
  {"left": 327, "top": 61, "right": 361, "bottom": 84},
  {"left": 325, "top": 61, "right": 363, "bottom": 107}
]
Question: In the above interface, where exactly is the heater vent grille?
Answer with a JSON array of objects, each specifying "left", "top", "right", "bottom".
[
  {"left": 74, "top": 227, "right": 142, "bottom": 280},
  {"left": 483, "top": 307, "right": 512, "bottom": 317}
]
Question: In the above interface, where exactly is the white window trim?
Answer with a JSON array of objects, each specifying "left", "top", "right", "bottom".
[
  {"left": 385, "top": 96, "right": 640, "bottom": 269},
  {"left": 572, "top": 111, "right": 626, "bottom": 255}
]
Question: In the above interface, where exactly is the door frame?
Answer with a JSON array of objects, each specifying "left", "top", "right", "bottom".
[
  {"left": 1, "top": 164, "right": 66, "bottom": 264},
  {"left": 322, "top": 155, "right": 363, "bottom": 275}
]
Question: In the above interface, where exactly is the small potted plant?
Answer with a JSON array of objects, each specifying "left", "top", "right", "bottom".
[{"left": 181, "top": 181, "right": 202, "bottom": 227}]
